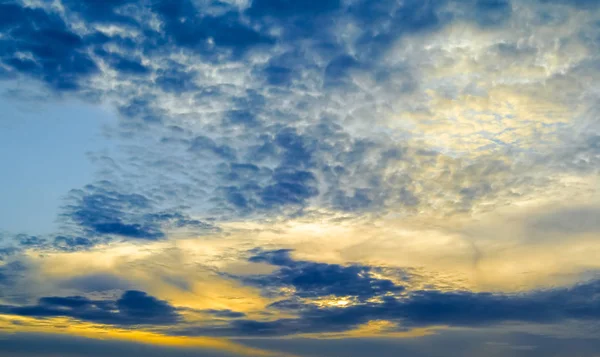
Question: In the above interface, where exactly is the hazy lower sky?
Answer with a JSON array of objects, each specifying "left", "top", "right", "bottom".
[{"left": 1, "top": 0, "right": 600, "bottom": 356}]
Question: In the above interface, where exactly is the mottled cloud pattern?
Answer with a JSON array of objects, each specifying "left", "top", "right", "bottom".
[{"left": 1, "top": 0, "right": 600, "bottom": 356}]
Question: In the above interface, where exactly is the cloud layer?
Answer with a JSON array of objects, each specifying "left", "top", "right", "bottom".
[{"left": 2, "top": 0, "right": 600, "bottom": 356}]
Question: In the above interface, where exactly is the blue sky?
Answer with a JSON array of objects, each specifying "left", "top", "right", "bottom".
[
  {"left": 1, "top": 0, "right": 600, "bottom": 356},
  {"left": 0, "top": 81, "right": 114, "bottom": 234}
]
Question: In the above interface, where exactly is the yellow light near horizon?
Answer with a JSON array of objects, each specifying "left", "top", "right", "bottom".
[{"left": 0, "top": 314, "right": 297, "bottom": 357}]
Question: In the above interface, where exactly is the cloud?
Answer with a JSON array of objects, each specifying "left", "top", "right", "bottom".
[
  {"left": 242, "top": 249, "right": 405, "bottom": 300},
  {"left": 3, "top": 0, "right": 588, "bottom": 223},
  {"left": 187, "top": 273, "right": 600, "bottom": 337},
  {"left": 61, "top": 182, "right": 217, "bottom": 242},
  {"left": 152, "top": 0, "right": 273, "bottom": 58},
  {"left": 0, "top": 290, "right": 179, "bottom": 326},
  {"left": 162, "top": 250, "right": 600, "bottom": 337},
  {"left": 63, "top": 184, "right": 164, "bottom": 240},
  {"left": 1, "top": 0, "right": 600, "bottom": 350},
  {"left": 0, "top": 2, "right": 98, "bottom": 90}
]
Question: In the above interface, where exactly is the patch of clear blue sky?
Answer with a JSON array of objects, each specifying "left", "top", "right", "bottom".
[{"left": 0, "top": 81, "right": 115, "bottom": 235}]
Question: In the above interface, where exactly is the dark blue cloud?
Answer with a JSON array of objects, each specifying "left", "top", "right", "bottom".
[
  {"left": 0, "top": 2, "right": 98, "bottom": 90},
  {"left": 81, "top": 221, "right": 152, "bottom": 238},
  {"left": 62, "top": 183, "right": 217, "bottom": 242},
  {"left": 64, "top": 184, "right": 163, "bottom": 240},
  {"left": 0, "top": 290, "right": 179, "bottom": 326},
  {"left": 152, "top": 0, "right": 273, "bottom": 58},
  {"left": 0, "top": 0, "right": 277, "bottom": 92},
  {"left": 0, "top": 0, "right": 518, "bottom": 96},
  {"left": 117, "top": 290, "right": 178, "bottom": 322},
  {"left": 173, "top": 250, "right": 600, "bottom": 337},
  {"left": 218, "top": 167, "right": 319, "bottom": 213},
  {"left": 180, "top": 275, "right": 600, "bottom": 337},
  {"left": 242, "top": 249, "right": 405, "bottom": 300}
]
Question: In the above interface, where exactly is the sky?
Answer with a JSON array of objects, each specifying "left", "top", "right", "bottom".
[{"left": 0, "top": 0, "right": 600, "bottom": 356}]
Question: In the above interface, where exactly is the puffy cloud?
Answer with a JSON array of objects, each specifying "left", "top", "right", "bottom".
[
  {"left": 63, "top": 184, "right": 164, "bottom": 240},
  {"left": 0, "top": 2, "right": 98, "bottom": 90},
  {"left": 60, "top": 182, "right": 218, "bottom": 243},
  {"left": 3, "top": 0, "right": 593, "bottom": 225}
]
